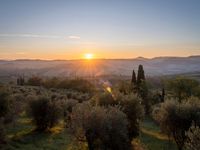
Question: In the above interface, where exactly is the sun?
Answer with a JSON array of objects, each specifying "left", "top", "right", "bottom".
[{"left": 84, "top": 53, "right": 94, "bottom": 60}]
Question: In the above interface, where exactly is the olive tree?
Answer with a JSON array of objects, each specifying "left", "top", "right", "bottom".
[
  {"left": 166, "top": 77, "right": 199, "bottom": 101},
  {"left": 70, "top": 102, "right": 131, "bottom": 150},
  {"left": 185, "top": 125, "right": 200, "bottom": 150},
  {"left": 118, "top": 93, "right": 144, "bottom": 139},
  {"left": 28, "top": 96, "right": 62, "bottom": 131},
  {"left": 153, "top": 97, "right": 200, "bottom": 150}
]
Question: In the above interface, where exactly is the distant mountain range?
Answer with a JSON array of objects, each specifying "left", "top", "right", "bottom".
[{"left": 0, "top": 56, "right": 200, "bottom": 78}]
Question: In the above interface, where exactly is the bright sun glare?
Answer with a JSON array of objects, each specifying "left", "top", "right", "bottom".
[{"left": 84, "top": 53, "right": 94, "bottom": 60}]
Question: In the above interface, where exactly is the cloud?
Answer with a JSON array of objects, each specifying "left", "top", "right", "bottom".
[
  {"left": 68, "top": 35, "right": 80, "bottom": 39},
  {"left": 16, "top": 52, "right": 26, "bottom": 55},
  {"left": 0, "top": 34, "right": 81, "bottom": 40},
  {"left": 0, "top": 34, "right": 61, "bottom": 39}
]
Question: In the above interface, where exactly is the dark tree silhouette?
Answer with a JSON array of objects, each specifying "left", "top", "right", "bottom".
[
  {"left": 137, "top": 65, "right": 145, "bottom": 85},
  {"left": 17, "top": 76, "right": 25, "bottom": 85},
  {"left": 131, "top": 69, "right": 136, "bottom": 85},
  {"left": 161, "top": 88, "right": 165, "bottom": 102}
]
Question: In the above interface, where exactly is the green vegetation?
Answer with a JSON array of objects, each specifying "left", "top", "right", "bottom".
[
  {"left": 185, "top": 124, "right": 200, "bottom": 150},
  {"left": 1, "top": 65, "right": 200, "bottom": 150},
  {"left": 166, "top": 77, "right": 200, "bottom": 101},
  {"left": 70, "top": 103, "right": 131, "bottom": 150},
  {"left": 27, "top": 77, "right": 95, "bottom": 94},
  {"left": 152, "top": 97, "right": 200, "bottom": 150},
  {"left": 140, "top": 117, "right": 177, "bottom": 150},
  {"left": 28, "top": 96, "right": 62, "bottom": 131},
  {"left": 3, "top": 113, "right": 81, "bottom": 150}
]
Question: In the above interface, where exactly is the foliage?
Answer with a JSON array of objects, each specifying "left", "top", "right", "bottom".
[
  {"left": 28, "top": 96, "right": 62, "bottom": 131},
  {"left": 132, "top": 65, "right": 149, "bottom": 115},
  {"left": 27, "top": 76, "right": 43, "bottom": 86},
  {"left": 94, "top": 91, "right": 144, "bottom": 140},
  {"left": 185, "top": 124, "right": 200, "bottom": 150},
  {"left": 60, "top": 78, "right": 95, "bottom": 93},
  {"left": 0, "top": 119, "right": 6, "bottom": 145},
  {"left": 131, "top": 69, "right": 137, "bottom": 85},
  {"left": 138, "top": 81, "right": 150, "bottom": 115},
  {"left": 43, "top": 77, "right": 59, "bottom": 89},
  {"left": 166, "top": 77, "right": 200, "bottom": 101},
  {"left": 62, "top": 99, "right": 78, "bottom": 127},
  {"left": 137, "top": 64, "right": 145, "bottom": 85},
  {"left": 26, "top": 76, "right": 95, "bottom": 95},
  {"left": 116, "top": 80, "right": 132, "bottom": 95},
  {"left": 17, "top": 76, "right": 25, "bottom": 85},
  {"left": 152, "top": 97, "right": 200, "bottom": 150},
  {"left": 10, "top": 93, "right": 27, "bottom": 115},
  {"left": 118, "top": 93, "right": 144, "bottom": 139},
  {"left": 70, "top": 102, "right": 131, "bottom": 150},
  {"left": 0, "top": 89, "right": 15, "bottom": 144},
  {"left": 95, "top": 91, "right": 116, "bottom": 106},
  {"left": 0, "top": 90, "right": 10, "bottom": 118}
]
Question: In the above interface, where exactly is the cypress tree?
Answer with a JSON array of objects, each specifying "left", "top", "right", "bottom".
[
  {"left": 161, "top": 88, "right": 165, "bottom": 102},
  {"left": 137, "top": 65, "right": 145, "bottom": 85},
  {"left": 17, "top": 76, "right": 25, "bottom": 85},
  {"left": 136, "top": 65, "right": 149, "bottom": 114},
  {"left": 131, "top": 69, "right": 136, "bottom": 84}
]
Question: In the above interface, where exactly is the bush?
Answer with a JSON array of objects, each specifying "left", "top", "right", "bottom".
[
  {"left": 166, "top": 77, "right": 200, "bottom": 101},
  {"left": 10, "top": 93, "right": 26, "bottom": 115},
  {"left": 94, "top": 92, "right": 144, "bottom": 140},
  {"left": 62, "top": 99, "right": 78, "bottom": 127},
  {"left": 27, "top": 76, "right": 43, "bottom": 86},
  {"left": 0, "top": 119, "right": 6, "bottom": 145},
  {"left": 0, "top": 90, "right": 10, "bottom": 118},
  {"left": 115, "top": 80, "right": 132, "bottom": 95},
  {"left": 153, "top": 97, "right": 200, "bottom": 150},
  {"left": 61, "top": 78, "right": 95, "bottom": 93},
  {"left": 70, "top": 103, "right": 131, "bottom": 150},
  {"left": 95, "top": 91, "right": 117, "bottom": 106},
  {"left": 28, "top": 96, "right": 62, "bottom": 131},
  {"left": 118, "top": 93, "right": 144, "bottom": 139},
  {"left": 43, "top": 77, "right": 59, "bottom": 89},
  {"left": 0, "top": 89, "right": 14, "bottom": 144},
  {"left": 185, "top": 124, "right": 200, "bottom": 150}
]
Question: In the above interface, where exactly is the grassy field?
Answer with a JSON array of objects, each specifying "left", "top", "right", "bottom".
[
  {"left": 3, "top": 113, "right": 87, "bottom": 150},
  {"left": 139, "top": 117, "right": 177, "bottom": 150},
  {"left": 2, "top": 114, "right": 178, "bottom": 150}
]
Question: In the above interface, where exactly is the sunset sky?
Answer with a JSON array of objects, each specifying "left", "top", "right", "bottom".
[{"left": 0, "top": 0, "right": 200, "bottom": 60}]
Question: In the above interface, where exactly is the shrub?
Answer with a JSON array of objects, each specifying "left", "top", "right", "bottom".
[
  {"left": 153, "top": 97, "right": 200, "bottom": 150},
  {"left": 95, "top": 91, "right": 117, "bottom": 106},
  {"left": 166, "top": 77, "right": 200, "bottom": 101},
  {"left": 0, "top": 89, "right": 14, "bottom": 144},
  {"left": 118, "top": 93, "right": 144, "bottom": 139},
  {"left": 0, "top": 90, "right": 10, "bottom": 118},
  {"left": 185, "top": 124, "right": 200, "bottom": 150},
  {"left": 0, "top": 119, "right": 6, "bottom": 145},
  {"left": 43, "top": 77, "right": 59, "bottom": 89},
  {"left": 94, "top": 92, "right": 144, "bottom": 140},
  {"left": 116, "top": 80, "right": 132, "bottom": 95},
  {"left": 28, "top": 96, "right": 62, "bottom": 131},
  {"left": 66, "top": 78, "right": 95, "bottom": 93},
  {"left": 59, "top": 78, "right": 95, "bottom": 93},
  {"left": 62, "top": 99, "right": 78, "bottom": 127},
  {"left": 10, "top": 93, "right": 26, "bottom": 115},
  {"left": 27, "top": 76, "right": 43, "bottom": 86},
  {"left": 70, "top": 103, "right": 131, "bottom": 150}
]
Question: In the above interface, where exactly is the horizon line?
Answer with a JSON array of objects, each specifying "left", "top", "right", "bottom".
[{"left": 1, "top": 55, "right": 200, "bottom": 61}]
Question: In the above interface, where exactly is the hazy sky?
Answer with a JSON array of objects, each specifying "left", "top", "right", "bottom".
[{"left": 0, "top": 0, "right": 200, "bottom": 59}]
